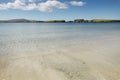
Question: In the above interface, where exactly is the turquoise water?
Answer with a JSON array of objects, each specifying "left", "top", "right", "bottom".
[{"left": 0, "top": 23, "right": 120, "bottom": 56}]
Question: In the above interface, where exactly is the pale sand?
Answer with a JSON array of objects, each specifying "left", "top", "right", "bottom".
[{"left": 0, "top": 39, "right": 120, "bottom": 80}]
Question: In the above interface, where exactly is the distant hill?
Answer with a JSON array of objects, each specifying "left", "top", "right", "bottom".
[
  {"left": 7, "top": 19, "right": 31, "bottom": 22},
  {"left": 0, "top": 19, "right": 43, "bottom": 23}
]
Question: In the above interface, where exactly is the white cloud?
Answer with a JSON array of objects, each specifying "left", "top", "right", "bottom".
[
  {"left": 0, "top": 0, "right": 85, "bottom": 12},
  {"left": 38, "top": 0, "right": 68, "bottom": 12},
  {"left": 0, "top": 0, "right": 26, "bottom": 10},
  {"left": 0, "top": 0, "right": 68, "bottom": 12},
  {"left": 28, "top": 0, "right": 36, "bottom": 2},
  {"left": 7, "top": 0, "right": 26, "bottom": 9},
  {"left": 70, "top": 1, "right": 86, "bottom": 6}
]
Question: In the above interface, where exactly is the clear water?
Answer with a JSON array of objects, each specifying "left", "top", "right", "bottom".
[{"left": 0, "top": 23, "right": 120, "bottom": 57}]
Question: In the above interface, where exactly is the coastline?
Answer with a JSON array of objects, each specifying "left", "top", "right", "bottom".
[{"left": 0, "top": 19, "right": 120, "bottom": 23}]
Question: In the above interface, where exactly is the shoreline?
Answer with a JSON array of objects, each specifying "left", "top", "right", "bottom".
[{"left": 0, "top": 19, "right": 120, "bottom": 23}]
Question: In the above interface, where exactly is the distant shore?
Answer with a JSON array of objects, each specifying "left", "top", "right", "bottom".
[{"left": 0, "top": 19, "right": 120, "bottom": 23}]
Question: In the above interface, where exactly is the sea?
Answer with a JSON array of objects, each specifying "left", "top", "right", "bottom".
[{"left": 0, "top": 23, "right": 120, "bottom": 57}]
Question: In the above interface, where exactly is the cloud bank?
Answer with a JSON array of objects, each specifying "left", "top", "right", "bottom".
[{"left": 0, "top": 0, "right": 85, "bottom": 12}]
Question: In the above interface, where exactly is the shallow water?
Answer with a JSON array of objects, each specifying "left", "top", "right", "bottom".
[
  {"left": 0, "top": 23, "right": 120, "bottom": 80},
  {"left": 0, "top": 23, "right": 120, "bottom": 56}
]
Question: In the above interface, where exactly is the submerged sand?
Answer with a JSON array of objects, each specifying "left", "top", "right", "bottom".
[{"left": 0, "top": 37, "right": 120, "bottom": 80}]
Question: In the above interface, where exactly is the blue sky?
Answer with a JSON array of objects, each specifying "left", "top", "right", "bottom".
[{"left": 0, "top": 0, "right": 120, "bottom": 20}]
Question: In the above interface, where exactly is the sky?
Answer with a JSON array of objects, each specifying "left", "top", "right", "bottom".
[{"left": 0, "top": 0, "right": 120, "bottom": 20}]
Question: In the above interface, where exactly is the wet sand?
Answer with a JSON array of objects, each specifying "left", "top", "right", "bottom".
[{"left": 0, "top": 38, "right": 120, "bottom": 80}]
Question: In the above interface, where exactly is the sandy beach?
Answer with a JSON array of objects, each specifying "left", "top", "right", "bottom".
[{"left": 0, "top": 37, "right": 120, "bottom": 80}]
